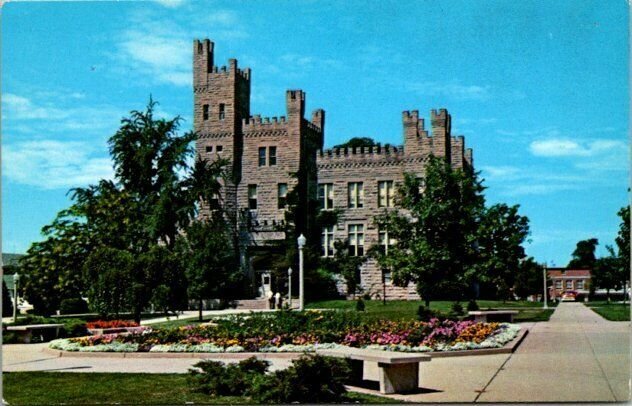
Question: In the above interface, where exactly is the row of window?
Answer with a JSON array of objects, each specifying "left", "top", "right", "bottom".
[
  {"left": 202, "top": 104, "right": 225, "bottom": 121},
  {"left": 554, "top": 280, "right": 585, "bottom": 290},
  {"left": 321, "top": 225, "right": 396, "bottom": 258},
  {"left": 205, "top": 145, "right": 223, "bottom": 153},
  {"left": 318, "top": 181, "right": 395, "bottom": 210},
  {"left": 247, "top": 183, "right": 288, "bottom": 210}
]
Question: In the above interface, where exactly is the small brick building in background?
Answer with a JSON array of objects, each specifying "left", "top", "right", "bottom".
[
  {"left": 193, "top": 40, "right": 473, "bottom": 299},
  {"left": 547, "top": 268, "right": 592, "bottom": 300}
]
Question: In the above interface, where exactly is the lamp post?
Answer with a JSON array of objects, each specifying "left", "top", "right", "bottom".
[
  {"left": 12, "top": 272, "right": 20, "bottom": 323},
  {"left": 297, "top": 234, "right": 306, "bottom": 311},
  {"left": 542, "top": 263, "right": 548, "bottom": 309},
  {"left": 288, "top": 267, "right": 293, "bottom": 308}
]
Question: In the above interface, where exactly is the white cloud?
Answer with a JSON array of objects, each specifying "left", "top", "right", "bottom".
[
  {"left": 111, "top": 9, "right": 249, "bottom": 87},
  {"left": 154, "top": 0, "right": 186, "bottom": 8},
  {"left": 530, "top": 138, "right": 625, "bottom": 157},
  {"left": 3, "top": 140, "right": 114, "bottom": 190},
  {"left": 409, "top": 81, "right": 491, "bottom": 101}
]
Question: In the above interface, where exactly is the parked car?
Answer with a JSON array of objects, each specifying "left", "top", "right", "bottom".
[{"left": 561, "top": 291, "right": 577, "bottom": 302}]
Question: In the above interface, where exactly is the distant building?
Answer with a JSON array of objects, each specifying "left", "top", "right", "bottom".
[
  {"left": 547, "top": 268, "right": 591, "bottom": 299},
  {"left": 193, "top": 40, "right": 473, "bottom": 299}
]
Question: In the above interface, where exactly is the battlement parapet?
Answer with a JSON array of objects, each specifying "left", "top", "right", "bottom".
[
  {"left": 242, "top": 115, "right": 288, "bottom": 131},
  {"left": 318, "top": 144, "right": 405, "bottom": 159},
  {"left": 304, "top": 120, "right": 322, "bottom": 133}
]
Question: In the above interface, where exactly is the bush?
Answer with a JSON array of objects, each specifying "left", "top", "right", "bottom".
[
  {"left": 355, "top": 298, "right": 365, "bottom": 312},
  {"left": 450, "top": 302, "right": 464, "bottom": 316},
  {"left": 188, "top": 357, "right": 270, "bottom": 396},
  {"left": 362, "top": 293, "right": 372, "bottom": 301},
  {"left": 249, "top": 355, "right": 351, "bottom": 403},
  {"left": 60, "top": 319, "right": 88, "bottom": 338},
  {"left": 467, "top": 299, "right": 479, "bottom": 311},
  {"left": 59, "top": 298, "right": 89, "bottom": 315},
  {"left": 417, "top": 305, "right": 436, "bottom": 321},
  {"left": 3, "top": 280, "right": 14, "bottom": 317}
]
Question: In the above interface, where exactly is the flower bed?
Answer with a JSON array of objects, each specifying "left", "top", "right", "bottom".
[
  {"left": 49, "top": 311, "right": 520, "bottom": 354},
  {"left": 86, "top": 320, "right": 139, "bottom": 329}
]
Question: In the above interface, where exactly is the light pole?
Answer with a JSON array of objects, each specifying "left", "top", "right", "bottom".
[
  {"left": 297, "top": 234, "right": 306, "bottom": 311},
  {"left": 288, "top": 267, "right": 293, "bottom": 308},
  {"left": 12, "top": 272, "right": 20, "bottom": 322},
  {"left": 542, "top": 263, "right": 548, "bottom": 309}
]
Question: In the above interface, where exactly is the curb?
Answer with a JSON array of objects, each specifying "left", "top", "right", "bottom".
[{"left": 42, "top": 327, "right": 529, "bottom": 360}]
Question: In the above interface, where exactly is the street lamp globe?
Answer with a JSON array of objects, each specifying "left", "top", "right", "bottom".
[
  {"left": 13, "top": 272, "right": 19, "bottom": 282},
  {"left": 288, "top": 267, "right": 293, "bottom": 276},
  {"left": 297, "top": 234, "right": 306, "bottom": 248}
]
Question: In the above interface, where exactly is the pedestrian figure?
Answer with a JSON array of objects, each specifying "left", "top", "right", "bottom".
[
  {"left": 275, "top": 292, "right": 282, "bottom": 309},
  {"left": 267, "top": 290, "right": 275, "bottom": 309}
]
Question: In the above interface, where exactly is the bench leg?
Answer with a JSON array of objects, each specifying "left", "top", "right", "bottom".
[{"left": 377, "top": 362, "right": 418, "bottom": 394}]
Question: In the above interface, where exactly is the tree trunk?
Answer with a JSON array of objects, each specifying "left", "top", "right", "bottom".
[
  {"left": 198, "top": 299, "right": 203, "bottom": 321},
  {"left": 606, "top": 289, "right": 610, "bottom": 303},
  {"left": 425, "top": 298, "right": 430, "bottom": 308}
]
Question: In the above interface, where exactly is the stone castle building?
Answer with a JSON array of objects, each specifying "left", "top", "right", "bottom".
[{"left": 193, "top": 39, "right": 473, "bottom": 300}]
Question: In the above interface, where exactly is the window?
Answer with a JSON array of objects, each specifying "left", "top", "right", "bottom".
[
  {"left": 209, "top": 192, "right": 220, "bottom": 210},
  {"left": 378, "top": 230, "right": 396, "bottom": 255},
  {"left": 348, "top": 182, "right": 364, "bottom": 208},
  {"left": 203, "top": 104, "right": 209, "bottom": 120},
  {"left": 205, "top": 146, "right": 213, "bottom": 153},
  {"left": 555, "top": 280, "right": 562, "bottom": 289},
  {"left": 258, "top": 147, "right": 266, "bottom": 166},
  {"left": 269, "top": 146, "right": 277, "bottom": 166},
  {"left": 321, "top": 226, "right": 334, "bottom": 257},
  {"left": 382, "top": 269, "right": 392, "bottom": 284},
  {"left": 216, "top": 145, "right": 223, "bottom": 152},
  {"left": 278, "top": 183, "right": 288, "bottom": 209},
  {"left": 348, "top": 224, "right": 364, "bottom": 256},
  {"left": 576, "top": 280, "right": 584, "bottom": 290},
  {"left": 318, "top": 183, "right": 334, "bottom": 209},
  {"left": 248, "top": 185, "right": 257, "bottom": 210},
  {"left": 378, "top": 181, "right": 394, "bottom": 208},
  {"left": 219, "top": 103, "right": 225, "bottom": 120},
  {"left": 565, "top": 280, "right": 573, "bottom": 290}
]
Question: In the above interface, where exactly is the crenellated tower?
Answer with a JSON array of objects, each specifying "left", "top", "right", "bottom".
[{"left": 193, "top": 39, "right": 251, "bottom": 217}]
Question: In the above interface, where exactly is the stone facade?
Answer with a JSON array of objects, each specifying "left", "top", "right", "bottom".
[{"left": 193, "top": 40, "right": 473, "bottom": 299}]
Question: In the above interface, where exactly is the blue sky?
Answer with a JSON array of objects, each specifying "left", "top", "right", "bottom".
[{"left": 2, "top": 0, "right": 629, "bottom": 266}]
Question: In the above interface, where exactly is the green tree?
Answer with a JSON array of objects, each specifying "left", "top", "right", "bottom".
[
  {"left": 615, "top": 206, "right": 630, "bottom": 285},
  {"left": 19, "top": 100, "right": 229, "bottom": 317},
  {"left": 474, "top": 204, "right": 530, "bottom": 300},
  {"left": 83, "top": 247, "right": 134, "bottom": 318},
  {"left": 513, "top": 257, "right": 544, "bottom": 300},
  {"left": 323, "top": 240, "right": 366, "bottom": 298},
  {"left": 567, "top": 238, "right": 599, "bottom": 269},
  {"left": 177, "top": 216, "right": 242, "bottom": 321},
  {"left": 3, "top": 279, "right": 14, "bottom": 318},
  {"left": 372, "top": 156, "right": 485, "bottom": 307},
  {"left": 333, "top": 137, "right": 377, "bottom": 149},
  {"left": 592, "top": 253, "right": 621, "bottom": 302}
]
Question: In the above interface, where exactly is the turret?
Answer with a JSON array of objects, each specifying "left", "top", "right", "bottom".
[{"left": 431, "top": 109, "right": 451, "bottom": 163}]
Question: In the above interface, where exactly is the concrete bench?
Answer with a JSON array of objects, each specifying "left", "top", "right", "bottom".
[
  {"left": 5, "top": 324, "right": 64, "bottom": 343},
  {"left": 316, "top": 347, "right": 431, "bottom": 394},
  {"left": 468, "top": 310, "right": 519, "bottom": 323}
]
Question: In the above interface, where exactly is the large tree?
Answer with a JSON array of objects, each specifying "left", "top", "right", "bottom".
[
  {"left": 177, "top": 215, "right": 242, "bottom": 321},
  {"left": 372, "top": 156, "right": 485, "bottom": 306},
  {"left": 567, "top": 238, "right": 599, "bottom": 269},
  {"left": 513, "top": 257, "right": 544, "bottom": 300},
  {"left": 592, "top": 253, "right": 621, "bottom": 302},
  {"left": 474, "top": 204, "right": 530, "bottom": 300},
  {"left": 20, "top": 100, "right": 229, "bottom": 317},
  {"left": 615, "top": 206, "right": 630, "bottom": 285}
]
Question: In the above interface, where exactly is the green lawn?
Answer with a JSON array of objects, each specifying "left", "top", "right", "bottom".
[
  {"left": 306, "top": 299, "right": 555, "bottom": 322},
  {"left": 585, "top": 301, "right": 631, "bottom": 321},
  {"left": 3, "top": 372, "right": 393, "bottom": 405}
]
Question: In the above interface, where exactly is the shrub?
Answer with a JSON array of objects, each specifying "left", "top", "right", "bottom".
[
  {"left": 188, "top": 357, "right": 270, "bottom": 396},
  {"left": 355, "top": 298, "right": 365, "bottom": 312},
  {"left": 3, "top": 280, "right": 14, "bottom": 317},
  {"left": 61, "top": 319, "right": 88, "bottom": 338},
  {"left": 467, "top": 300, "right": 479, "bottom": 311},
  {"left": 249, "top": 355, "right": 351, "bottom": 403},
  {"left": 417, "top": 305, "right": 436, "bottom": 321},
  {"left": 362, "top": 293, "right": 372, "bottom": 301},
  {"left": 59, "top": 298, "right": 89, "bottom": 315},
  {"left": 451, "top": 302, "right": 465, "bottom": 316}
]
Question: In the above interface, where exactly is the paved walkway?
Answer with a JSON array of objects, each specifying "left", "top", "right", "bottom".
[{"left": 3, "top": 303, "right": 630, "bottom": 402}]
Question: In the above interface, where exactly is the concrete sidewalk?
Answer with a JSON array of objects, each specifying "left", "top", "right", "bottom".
[{"left": 3, "top": 303, "right": 630, "bottom": 402}]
